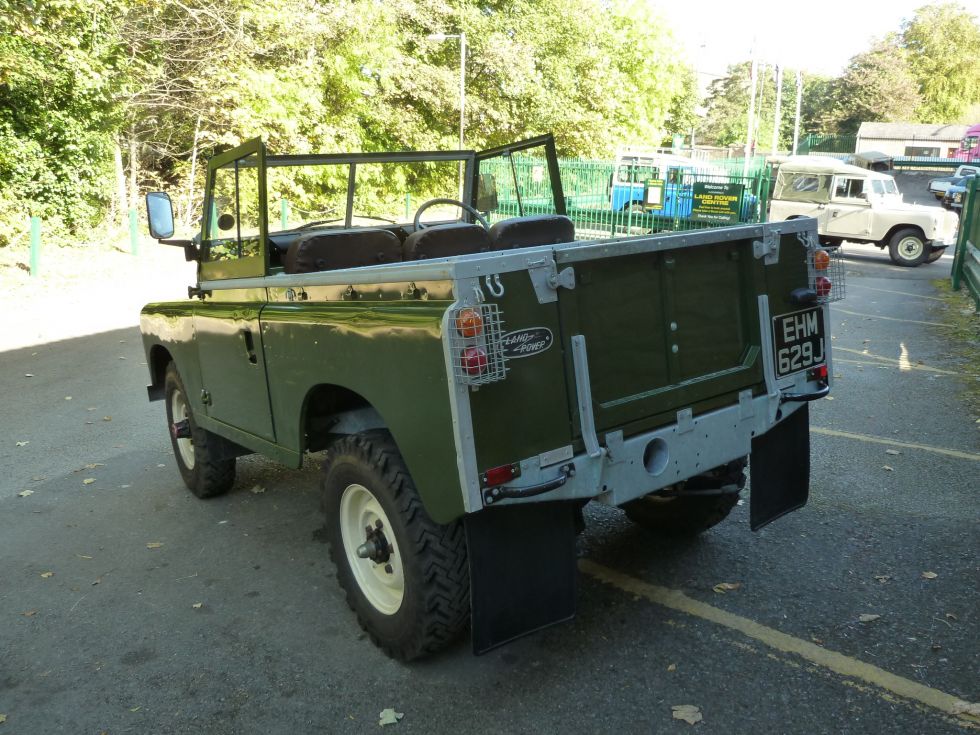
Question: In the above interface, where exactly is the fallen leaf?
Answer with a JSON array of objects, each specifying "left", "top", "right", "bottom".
[
  {"left": 811, "top": 637, "right": 824, "bottom": 645},
  {"left": 118, "top": 356, "right": 127, "bottom": 360},
  {"left": 885, "top": 449, "right": 901, "bottom": 456},
  {"left": 24, "top": 373, "right": 33, "bottom": 377},
  {"left": 15, "top": 441, "right": 28, "bottom": 447},
  {"left": 874, "top": 574, "right": 891, "bottom": 583},
  {"left": 713, "top": 582, "right": 741, "bottom": 594},
  {"left": 146, "top": 542, "right": 164, "bottom": 549},
  {"left": 40, "top": 571, "right": 53, "bottom": 579},
  {"left": 102, "top": 416, "right": 112, "bottom": 422},
  {"left": 824, "top": 396, "right": 834, "bottom": 401},
  {"left": 667, "top": 663, "right": 677, "bottom": 672},
  {"left": 156, "top": 464, "right": 166, "bottom": 468},
  {"left": 87, "top": 407, "right": 96, "bottom": 411},
  {"left": 65, "top": 396, "right": 72, "bottom": 401},
  {"left": 882, "top": 465, "right": 894, "bottom": 472},
  {"left": 921, "top": 571, "right": 938, "bottom": 580},
  {"left": 84, "top": 463, "right": 104, "bottom": 470},
  {"left": 672, "top": 705, "right": 703, "bottom": 725},
  {"left": 379, "top": 708, "right": 404, "bottom": 726},
  {"left": 250, "top": 485, "right": 265, "bottom": 494},
  {"left": 82, "top": 478, "right": 95, "bottom": 486},
  {"left": 76, "top": 554, "right": 93, "bottom": 560},
  {"left": 22, "top": 610, "right": 37, "bottom": 617},
  {"left": 859, "top": 614, "right": 881, "bottom": 623},
  {"left": 17, "top": 490, "right": 34, "bottom": 498},
  {"left": 31, "top": 476, "right": 44, "bottom": 481},
  {"left": 951, "top": 701, "right": 980, "bottom": 717},
  {"left": 946, "top": 613, "right": 958, "bottom": 621},
  {"left": 0, "top": 713, "right": 6, "bottom": 723},
  {"left": 129, "top": 706, "right": 140, "bottom": 712},
  {"left": 932, "top": 643, "right": 942, "bottom": 651},
  {"left": 120, "top": 484, "right": 131, "bottom": 489},
  {"left": 192, "top": 602, "right": 203, "bottom": 609}
]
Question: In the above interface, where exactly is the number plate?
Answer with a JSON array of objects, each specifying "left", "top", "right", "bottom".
[{"left": 772, "top": 308, "right": 826, "bottom": 378}]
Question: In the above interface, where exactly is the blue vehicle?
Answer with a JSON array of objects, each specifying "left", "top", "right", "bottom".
[{"left": 609, "top": 154, "right": 758, "bottom": 222}]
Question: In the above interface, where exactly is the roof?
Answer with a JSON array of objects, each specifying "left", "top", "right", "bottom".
[
  {"left": 857, "top": 122, "right": 969, "bottom": 141},
  {"left": 776, "top": 155, "right": 873, "bottom": 177}
]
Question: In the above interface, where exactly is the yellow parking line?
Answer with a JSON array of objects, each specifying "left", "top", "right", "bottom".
[
  {"left": 811, "top": 427, "right": 980, "bottom": 461},
  {"left": 579, "top": 559, "right": 980, "bottom": 725},
  {"left": 833, "top": 347, "right": 963, "bottom": 376},
  {"left": 834, "top": 308, "right": 954, "bottom": 329},
  {"left": 845, "top": 283, "right": 946, "bottom": 302}
]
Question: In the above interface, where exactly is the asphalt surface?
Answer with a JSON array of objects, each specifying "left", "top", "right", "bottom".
[{"left": 1, "top": 238, "right": 978, "bottom": 733}]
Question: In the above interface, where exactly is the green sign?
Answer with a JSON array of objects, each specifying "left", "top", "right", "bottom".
[{"left": 691, "top": 182, "right": 744, "bottom": 223}]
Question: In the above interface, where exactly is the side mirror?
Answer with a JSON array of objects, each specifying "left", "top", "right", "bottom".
[
  {"left": 146, "top": 192, "right": 175, "bottom": 239},
  {"left": 476, "top": 173, "right": 498, "bottom": 213}
]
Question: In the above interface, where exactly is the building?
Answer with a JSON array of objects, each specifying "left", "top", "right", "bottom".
[{"left": 855, "top": 122, "right": 969, "bottom": 158}]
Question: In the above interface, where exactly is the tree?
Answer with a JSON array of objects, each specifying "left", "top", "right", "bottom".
[
  {"left": 831, "top": 37, "right": 922, "bottom": 133},
  {"left": 902, "top": 2, "right": 980, "bottom": 122}
]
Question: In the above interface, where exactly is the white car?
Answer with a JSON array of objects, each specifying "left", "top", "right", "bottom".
[
  {"left": 769, "top": 156, "right": 958, "bottom": 267},
  {"left": 928, "top": 165, "right": 980, "bottom": 198}
]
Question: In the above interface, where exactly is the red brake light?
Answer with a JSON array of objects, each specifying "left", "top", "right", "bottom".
[
  {"left": 810, "top": 364, "right": 828, "bottom": 381},
  {"left": 816, "top": 276, "right": 832, "bottom": 297},
  {"left": 482, "top": 464, "right": 517, "bottom": 487},
  {"left": 461, "top": 346, "right": 488, "bottom": 375}
]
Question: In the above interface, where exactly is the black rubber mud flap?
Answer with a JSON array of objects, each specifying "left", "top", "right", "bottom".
[
  {"left": 465, "top": 501, "right": 577, "bottom": 655},
  {"left": 749, "top": 403, "right": 810, "bottom": 531}
]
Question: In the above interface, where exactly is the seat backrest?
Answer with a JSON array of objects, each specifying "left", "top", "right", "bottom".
[
  {"left": 402, "top": 223, "right": 491, "bottom": 260},
  {"left": 488, "top": 214, "right": 575, "bottom": 250},
  {"left": 283, "top": 228, "right": 402, "bottom": 274}
]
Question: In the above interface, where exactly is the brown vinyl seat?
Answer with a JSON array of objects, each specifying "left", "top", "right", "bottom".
[
  {"left": 401, "top": 223, "right": 492, "bottom": 260},
  {"left": 488, "top": 214, "right": 575, "bottom": 249},
  {"left": 283, "top": 228, "right": 402, "bottom": 274}
]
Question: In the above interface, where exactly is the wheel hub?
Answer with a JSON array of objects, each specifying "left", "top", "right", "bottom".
[{"left": 356, "top": 519, "right": 392, "bottom": 566}]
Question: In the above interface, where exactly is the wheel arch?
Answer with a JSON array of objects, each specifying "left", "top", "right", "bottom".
[
  {"left": 147, "top": 344, "right": 174, "bottom": 401},
  {"left": 883, "top": 223, "right": 928, "bottom": 246}
]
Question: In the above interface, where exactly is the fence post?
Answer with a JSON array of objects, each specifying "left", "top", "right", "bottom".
[
  {"left": 280, "top": 199, "right": 288, "bottom": 229},
  {"left": 29, "top": 216, "right": 41, "bottom": 277},
  {"left": 129, "top": 208, "right": 139, "bottom": 255},
  {"left": 405, "top": 194, "right": 412, "bottom": 221}
]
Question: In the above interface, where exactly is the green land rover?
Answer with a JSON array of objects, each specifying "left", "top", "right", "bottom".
[{"left": 141, "top": 134, "right": 842, "bottom": 660}]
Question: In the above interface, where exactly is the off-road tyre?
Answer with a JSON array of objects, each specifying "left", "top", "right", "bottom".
[
  {"left": 321, "top": 431, "right": 469, "bottom": 661},
  {"left": 164, "top": 363, "right": 236, "bottom": 498},
  {"left": 622, "top": 458, "right": 746, "bottom": 535},
  {"left": 888, "top": 228, "right": 929, "bottom": 267}
]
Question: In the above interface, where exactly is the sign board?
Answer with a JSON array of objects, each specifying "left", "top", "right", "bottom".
[
  {"left": 644, "top": 179, "right": 665, "bottom": 208},
  {"left": 691, "top": 182, "right": 745, "bottom": 223}
]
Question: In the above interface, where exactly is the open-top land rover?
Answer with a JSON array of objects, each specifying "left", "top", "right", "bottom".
[{"left": 141, "top": 135, "right": 842, "bottom": 659}]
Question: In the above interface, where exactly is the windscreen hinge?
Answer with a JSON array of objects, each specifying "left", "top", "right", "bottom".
[
  {"left": 526, "top": 257, "right": 575, "bottom": 304},
  {"left": 753, "top": 228, "right": 780, "bottom": 265}
]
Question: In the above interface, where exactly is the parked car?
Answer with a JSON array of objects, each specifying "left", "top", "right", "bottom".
[
  {"left": 769, "top": 156, "right": 957, "bottom": 266},
  {"left": 927, "top": 165, "right": 980, "bottom": 199},
  {"left": 943, "top": 180, "right": 969, "bottom": 211}
]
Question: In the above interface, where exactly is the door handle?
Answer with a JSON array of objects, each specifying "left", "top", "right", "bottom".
[{"left": 241, "top": 329, "right": 258, "bottom": 364}]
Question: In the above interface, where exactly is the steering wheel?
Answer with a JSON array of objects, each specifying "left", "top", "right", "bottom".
[{"left": 413, "top": 198, "right": 490, "bottom": 232}]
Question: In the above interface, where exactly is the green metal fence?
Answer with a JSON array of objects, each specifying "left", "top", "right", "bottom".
[
  {"left": 952, "top": 176, "right": 980, "bottom": 310},
  {"left": 799, "top": 134, "right": 858, "bottom": 155},
  {"left": 483, "top": 156, "right": 771, "bottom": 240}
]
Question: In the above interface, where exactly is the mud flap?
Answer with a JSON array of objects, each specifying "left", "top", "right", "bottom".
[
  {"left": 465, "top": 501, "right": 577, "bottom": 655},
  {"left": 749, "top": 403, "right": 810, "bottom": 531}
]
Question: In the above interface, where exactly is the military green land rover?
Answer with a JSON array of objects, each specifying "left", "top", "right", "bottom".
[{"left": 141, "top": 135, "right": 843, "bottom": 660}]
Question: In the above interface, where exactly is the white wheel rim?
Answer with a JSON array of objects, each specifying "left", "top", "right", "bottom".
[
  {"left": 339, "top": 483, "right": 404, "bottom": 615},
  {"left": 899, "top": 237, "right": 923, "bottom": 260},
  {"left": 170, "top": 387, "right": 195, "bottom": 469}
]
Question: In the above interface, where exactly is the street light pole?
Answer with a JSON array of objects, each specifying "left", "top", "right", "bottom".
[{"left": 428, "top": 32, "right": 467, "bottom": 200}]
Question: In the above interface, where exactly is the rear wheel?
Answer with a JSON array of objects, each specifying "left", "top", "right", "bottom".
[
  {"left": 622, "top": 459, "right": 746, "bottom": 535},
  {"left": 321, "top": 432, "right": 469, "bottom": 660},
  {"left": 888, "top": 228, "right": 929, "bottom": 267},
  {"left": 164, "top": 363, "right": 235, "bottom": 498}
]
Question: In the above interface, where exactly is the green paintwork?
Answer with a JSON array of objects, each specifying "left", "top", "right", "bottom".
[{"left": 467, "top": 271, "right": 573, "bottom": 472}]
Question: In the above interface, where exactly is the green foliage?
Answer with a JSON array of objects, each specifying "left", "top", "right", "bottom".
[
  {"left": 902, "top": 2, "right": 980, "bottom": 122},
  {"left": 831, "top": 38, "right": 923, "bottom": 134}
]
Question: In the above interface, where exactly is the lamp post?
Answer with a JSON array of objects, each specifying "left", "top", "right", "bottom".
[{"left": 427, "top": 32, "right": 466, "bottom": 199}]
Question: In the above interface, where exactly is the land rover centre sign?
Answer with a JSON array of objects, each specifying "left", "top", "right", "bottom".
[{"left": 691, "top": 182, "right": 744, "bottom": 224}]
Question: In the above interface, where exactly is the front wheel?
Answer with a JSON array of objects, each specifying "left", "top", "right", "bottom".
[
  {"left": 621, "top": 459, "right": 746, "bottom": 535},
  {"left": 321, "top": 432, "right": 469, "bottom": 661},
  {"left": 164, "top": 363, "right": 235, "bottom": 498},
  {"left": 888, "top": 228, "right": 929, "bottom": 267}
]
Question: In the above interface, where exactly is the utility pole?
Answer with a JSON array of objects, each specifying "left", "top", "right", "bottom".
[
  {"left": 771, "top": 65, "right": 783, "bottom": 155},
  {"left": 792, "top": 70, "right": 803, "bottom": 155},
  {"left": 743, "top": 57, "right": 758, "bottom": 178}
]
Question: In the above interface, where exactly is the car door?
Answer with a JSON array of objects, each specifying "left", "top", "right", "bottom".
[
  {"left": 195, "top": 138, "right": 277, "bottom": 442},
  {"left": 825, "top": 176, "right": 872, "bottom": 239},
  {"left": 472, "top": 134, "right": 566, "bottom": 220}
]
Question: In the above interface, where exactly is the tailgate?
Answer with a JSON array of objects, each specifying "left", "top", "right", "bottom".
[{"left": 556, "top": 229, "right": 765, "bottom": 437}]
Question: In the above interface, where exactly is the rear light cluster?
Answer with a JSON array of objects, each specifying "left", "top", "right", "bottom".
[
  {"left": 449, "top": 303, "right": 507, "bottom": 386},
  {"left": 807, "top": 247, "right": 845, "bottom": 303}
]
